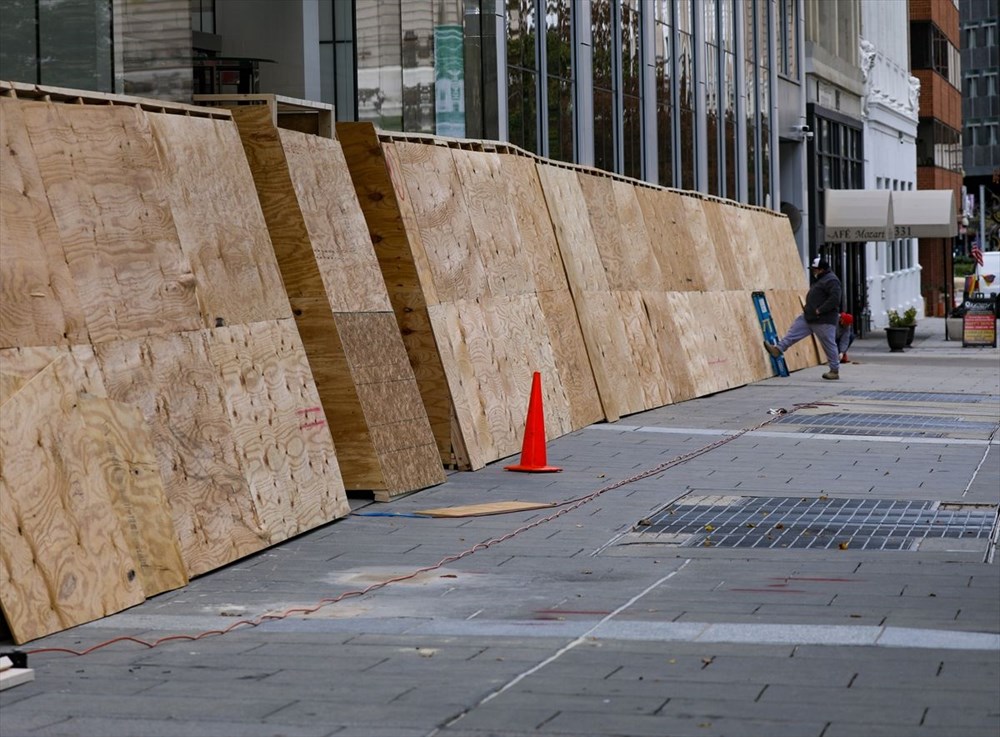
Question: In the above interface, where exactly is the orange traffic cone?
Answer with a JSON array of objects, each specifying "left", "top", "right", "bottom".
[{"left": 505, "top": 372, "right": 562, "bottom": 473}]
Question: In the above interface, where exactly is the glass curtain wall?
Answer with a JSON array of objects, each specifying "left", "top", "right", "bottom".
[
  {"left": 676, "top": 0, "right": 697, "bottom": 190},
  {"left": 704, "top": 1, "right": 720, "bottom": 195},
  {"left": 546, "top": 0, "right": 574, "bottom": 162},
  {"left": 356, "top": 2, "right": 404, "bottom": 128},
  {"left": 620, "top": 0, "right": 642, "bottom": 180},
  {"left": 592, "top": 0, "right": 616, "bottom": 173},
  {"left": 507, "top": 0, "right": 539, "bottom": 152},
  {"left": 721, "top": 0, "right": 737, "bottom": 199},
  {"left": 743, "top": 0, "right": 759, "bottom": 204},
  {"left": 653, "top": 0, "right": 673, "bottom": 187},
  {"left": 0, "top": 0, "right": 113, "bottom": 91}
]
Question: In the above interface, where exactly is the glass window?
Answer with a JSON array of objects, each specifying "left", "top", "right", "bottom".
[
  {"left": 356, "top": 2, "right": 404, "bottom": 130},
  {"left": 721, "top": 0, "right": 736, "bottom": 198},
  {"left": 677, "top": 0, "right": 696, "bottom": 191},
  {"left": 546, "top": 0, "right": 574, "bottom": 162},
  {"left": 777, "top": 0, "right": 797, "bottom": 78},
  {"left": 592, "top": 0, "right": 615, "bottom": 173},
  {"left": 654, "top": 0, "right": 673, "bottom": 187},
  {"left": 621, "top": 0, "right": 642, "bottom": 180},
  {"left": 507, "top": 0, "right": 539, "bottom": 152},
  {"left": 704, "top": 0, "right": 720, "bottom": 195}
]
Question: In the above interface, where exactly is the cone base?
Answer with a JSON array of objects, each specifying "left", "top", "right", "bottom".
[{"left": 504, "top": 464, "right": 562, "bottom": 473}]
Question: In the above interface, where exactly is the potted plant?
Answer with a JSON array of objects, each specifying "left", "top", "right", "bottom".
[
  {"left": 901, "top": 306, "right": 918, "bottom": 346},
  {"left": 885, "top": 310, "right": 909, "bottom": 352}
]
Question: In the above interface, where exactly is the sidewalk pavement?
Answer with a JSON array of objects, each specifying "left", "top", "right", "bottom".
[{"left": 2, "top": 317, "right": 998, "bottom": 737}]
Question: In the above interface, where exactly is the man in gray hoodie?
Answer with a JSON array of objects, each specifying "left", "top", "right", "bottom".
[{"left": 764, "top": 256, "right": 843, "bottom": 380}]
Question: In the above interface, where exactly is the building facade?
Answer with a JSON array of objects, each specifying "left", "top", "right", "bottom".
[
  {"left": 858, "top": 0, "right": 921, "bottom": 327},
  {"left": 910, "top": 0, "right": 963, "bottom": 316},
  {"left": 960, "top": 0, "right": 999, "bottom": 254}
]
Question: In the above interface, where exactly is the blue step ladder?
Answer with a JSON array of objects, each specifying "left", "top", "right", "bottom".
[{"left": 752, "top": 291, "right": 788, "bottom": 377}]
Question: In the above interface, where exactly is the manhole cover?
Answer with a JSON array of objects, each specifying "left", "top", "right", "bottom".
[
  {"left": 774, "top": 412, "right": 998, "bottom": 433},
  {"left": 635, "top": 495, "right": 998, "bottom": 551},
  {"left": 839, "top": 390, "right": 997, "bottom": 404}
]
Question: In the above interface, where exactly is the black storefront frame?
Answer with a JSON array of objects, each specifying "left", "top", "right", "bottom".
[{"left": 807, "top": 103, "right": 869, "bottom": 336}]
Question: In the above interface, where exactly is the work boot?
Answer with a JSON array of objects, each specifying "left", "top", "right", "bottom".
[
  {"left": 841, "top": 353, "right": 851, "bottom": 364},
  {"left": 764, "top": 341, "right": 782, "bottom": 358},
  {"left": 822, "top": 370, "right": 840, "bottom": 380}
]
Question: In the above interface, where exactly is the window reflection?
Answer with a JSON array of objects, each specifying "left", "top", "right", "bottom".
[
  {"left": 621, "top": 0, "right": 642, "bottom": 180},
  {"left": 704, "top": 0, "right": 720, "bottom": 195},
  {"left": 357, "top": 2, "right": 403, "bottom": 129},
  {"left": 721, "top": 0, "right": 736, "bottom": 199},
  {"left": 677, "top": 0, "right": 696, "bottom": 191},
  {"left": 507, "top": 0, "right": 538, "bottom": 152},
  {"left": 743, "top": 0, "right": 757, "bottom": 204},
  {"left": 654, "top": 0, "right": 673, "bottom": 187},
  {"left": 546, "top": 0, "right": 574, "bottom": 162},
  {"left": 592, "top": 0, "right": 615, "bottom": 173}
]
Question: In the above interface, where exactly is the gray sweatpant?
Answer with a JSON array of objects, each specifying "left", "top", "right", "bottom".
[{"left": 777, "top": 315, "right": 840, "bottom": 371}]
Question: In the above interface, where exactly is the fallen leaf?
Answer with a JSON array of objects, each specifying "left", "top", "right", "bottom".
[
  {"left": 704, "top": 524, "right": 715, "bottom": 532},
  {"left": 774, "top": 523, "right": 785, "bottom": 529},
  {"left": 745, "top": 522, "right": 756, "bottom": 528},
  {"left": 838, "top": 541, "right": 850, "bottom": 550},
  {"left": 637, "top": 518, "right": 652, "bottom": 527}
]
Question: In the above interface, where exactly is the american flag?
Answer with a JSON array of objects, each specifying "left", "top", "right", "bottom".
[{"left": 972, "top": 244, "right": 985, "bottom": 267}]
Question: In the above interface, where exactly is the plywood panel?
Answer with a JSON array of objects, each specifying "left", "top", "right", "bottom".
[
  {"left": 536, "top": 165, "right": 609, "bottom": 293},
  {"left": 452, "top": 149, "right": 535, "bottom": 297},
  {"left": 635, "top": 187, "right": 701, "bottom": 291},
  {"left": 578, "top": 174, "right": 629, "bottom": 290},
  {"left": 208, "top": 320, "right": 350, "bottom": 539},
  {"left": 149, "top": 113, "right": 289, "bottom": 324},
  {"left": 733, "top": 207, "right": 774, "bottom": 290},
  {"left": 536, "top": 289, "right": 604, "bottom": 428},
  {"left": 0, "top": 351, "right": 144, "bottom": 644},
  {"left": 0, "top": 99, "right": 86, "bottom": 349},
  {"left": 677, "top": 197, "right": 720, "bottom": 292},
  {"left": 643, "top": 292, "right": 699, "bottom": 403},
  {"left": 95, "top": 331, "right": 264, "bottom": 577},
  {"left": 77, "top": 397, "right": 188, "bottom": 597},
  {"left": 616, "top": 290, "right": 671, "bottom": 408},
  {"left": 501, "top": 155, "right": 567, "bottom": 294},
  {"left": 394, "top": 142, "right": 488, "bottom": 303},
  {"left": 427, "top": 301, "right": 496, "bottom": 470},
  {"left": 21, "top": 101, "right": 203, "bottom": 344},
  {"left": 279, "top": 129, "right": 391, "bottom": 312},
  {"left": 700, "top": 200, "right": 743, "bottom": 291},
  {"left": 335, "top": 311, "right": 445, "bottom": 496},
  {"left": 612, "top": 181, "right": 663, "bottom": 291}
]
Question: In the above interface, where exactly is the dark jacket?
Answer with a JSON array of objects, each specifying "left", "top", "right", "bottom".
[{"left": 803, "top": 270, "right": 842, "bottom": 325}]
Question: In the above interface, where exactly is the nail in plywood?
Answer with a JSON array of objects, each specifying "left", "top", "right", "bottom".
[
  {"left": 0, "top": 100, "right": 86, "bottom": 349},
  {"left": 0, "top": 350, "right": 145, "bottom": 644}
]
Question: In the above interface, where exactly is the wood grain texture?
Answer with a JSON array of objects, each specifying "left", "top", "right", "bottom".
[
  {"left": 0, "top": 100, "right": 87, "bottom": 349},
  {"left": 700, "top": 200, "right": 743, "bottom": 291},
  {"left": 636, "top": 188, "right": 701, "bottom": 291},
  {"left": 149, "top": 113, "right": 290, "bottom": 324},
  {"left": 612, "top": 181, "right": 663, "bottom": 291},
  {"left": 394, "top": 142, "right": 488, "bottom": 303},
  {"left": 452, "top": 149, "right": 535, "bottom": 297},
  {"left": 501, "top": 155, "right": 566, "bottom": 294},
  {"left": 0, "top": 351, "right": 144, "bottom": 644},
  {"left": 279, "top": 129, "right": 391, "bottom": 312},
  {"left": 20, "top": 101, "right": 202, "bottom": 344},
  {"left": 207, "top": 320, "right": 350, "bottom": 542},
  {"left": 77, "top": 397, "right": 188, "bottom": 597}
]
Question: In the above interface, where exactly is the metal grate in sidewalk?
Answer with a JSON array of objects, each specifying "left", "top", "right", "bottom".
[
  {"left": 839, "top": 390, "right": 997, "bottom": 404},
  {"left": 774, "top": 412, "right": 998, "bottom": 433},
  {"left": 636, "top": 495, "right": 998, "bottom": 551}
]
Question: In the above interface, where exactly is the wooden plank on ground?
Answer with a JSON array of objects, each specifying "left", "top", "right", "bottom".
[
  {"left": 0, "top": 350, "right": 145, "bottom": 644},
  {"left": 415, "top": 501, "right": 556, "bottom": 518},
  {"left": 0, "top": 99, "right": 86, "bottom": 349},
  {"left": 20, "top": 101, "right": 203, "bottom": 344}
]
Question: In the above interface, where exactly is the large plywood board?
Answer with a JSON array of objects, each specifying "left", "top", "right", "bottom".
[
  {"left": 235, "top": 110, "right": 442, "bottom": 496},
  {"left": 0, "top": 350, "right": 145, "bottom": 643},
  {"left": 394, "top": 142, "right": 488, "bottom": 303},
  {"left": 19, "top": 101, "right": 203, "bottom": 344},
  {"left": 149, "top": 113, "right": 290, "bottom": 324},
  {"left": 0, "top": 100, "right": 87, "bottom": 349}
]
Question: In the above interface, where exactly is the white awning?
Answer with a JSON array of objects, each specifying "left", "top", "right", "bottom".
[
  {"left": 891, "top": 190, "right": 956, "bottom": 238},
  {"left": 824, "top": 189, "right": 893, "bottom": 242}
]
